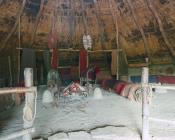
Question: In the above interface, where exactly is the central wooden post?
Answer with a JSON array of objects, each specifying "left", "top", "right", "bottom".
[
  {"left": 142, "top": 67, "right": 151, "bottom": 140},
  {"left": 23, "top": 68, "right": 35, "bottom": 140}
]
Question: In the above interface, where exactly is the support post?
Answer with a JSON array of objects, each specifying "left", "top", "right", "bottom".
[
  {"left": 141, "top": 67, "right": 151, "bottom": 140},
  {"left": 23, "top": 68, "right": 35, "bottom": 140}
]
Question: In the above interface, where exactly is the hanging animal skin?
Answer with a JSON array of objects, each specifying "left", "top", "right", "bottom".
[{"left": 83, "top": 34, "right": 92, "bottom": 50}]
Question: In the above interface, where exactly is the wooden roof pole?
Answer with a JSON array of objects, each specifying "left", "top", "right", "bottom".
[
  {"left": 30, "top": 0, "right": 45, "bottom": 46},
  {"left": 109, "top": 0, "right": 128, "bottom": 65},
  {"left": 0, "top": 0, "right": 3, "bottom": 5},
  {"left": 145, "top": 0, "right": 175, "bottom": 58},
  {"left": 17, "top": 16, "right": 21, "bottom": 83},
  {"left": 80, "top": 0, "right": 88, "bottom": 34},
  {"left": 72, "top": 1, "right": 78, "bottom": 44},
  {"left": 92, "top": 0, "right": 102, "bottom": 49},
  {"left": 0, "top": 0, "right": 27, "bottom": 52},
  {"left": 69, "top": 0, "right": 75, "bottom": 44},
  {"left": 126, "top": 0, "right": 151, "bottom": 63},
  {"left": 108, "top": 0, "right": 119, "bottom": 80},
  {"left": 93, "top": 0, "right": 106, "bottom": 50}
]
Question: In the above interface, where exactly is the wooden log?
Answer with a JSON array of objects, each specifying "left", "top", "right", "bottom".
[
  {"left": 145, "top": 0, "right": 175, "bottom": 58},
  {"left": 0, "top": 0, "right": 27, "bottom": 52}
]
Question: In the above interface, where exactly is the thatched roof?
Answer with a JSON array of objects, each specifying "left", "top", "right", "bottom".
[{"left": 0, "top": 0, "right": 175, "bottom": 65}]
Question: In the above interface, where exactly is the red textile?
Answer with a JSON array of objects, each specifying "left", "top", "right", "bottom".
[
  {"left": 114, "top": 82, "right": 128, "bottom": 95},
  {"left": 157, "top": 76, "right": 175, "bottom": 84},
  {"left": 80, "top": 49, "right": 88, "bottom": 75},
  {"left": 51, "top": 48, "right": 58, "bottom": 69}
]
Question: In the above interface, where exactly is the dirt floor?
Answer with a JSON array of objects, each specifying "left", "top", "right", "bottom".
[{"left": 0, "top": 86, "right": 175, "bottom": 140}]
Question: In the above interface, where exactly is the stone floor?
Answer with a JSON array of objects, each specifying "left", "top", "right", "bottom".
[{"left": 0, "top": 86, "right": 175, "bottom": 140}]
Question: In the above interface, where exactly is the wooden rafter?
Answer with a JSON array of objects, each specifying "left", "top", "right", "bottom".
[
  {"left": 69, "top": 0, "right": 75, "bottom": 43},
  {"left": 0, "top": 0, "right": 3, "bottom": 5},
  {"left": 0, "top": 0, "right": 27, "bottom": 52},
  {"left": 109, "top": 0, "right": 128, "bottom": 65},
  {"left": 126, "top": 0, "right": 151, "bottom": 62},
  {"left": 71, "top": 1, "right": 78, "bottom": 44},
  {"left": 92, "top": 0, "right": 102, "bottom": 49},
  {"left": 30, "top": 0, "right": 45, "bottom": 46},
  {"left": 80, "top": 0, "right": 88, "bottom": 33},
  {"left": 108, "top": 0, "right": 119, "bottom": 79},
  {"left": 93, "top": 0, "right": 106, "bottom": 49},
  {"left": 108, "top": 0, "right": 119, "bottom": 48},
  {"left": 145, "top": 0, "right": 175, "bottom": 58}
]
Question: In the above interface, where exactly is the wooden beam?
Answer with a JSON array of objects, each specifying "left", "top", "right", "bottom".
[
  {"left": 0, "top": 0, "right": 3, "bottom": 5},
  {"left": 69, "top": 0, "right": 76, "bottom": 42},
  {"left": 93, "top": 0, "right": 106, "bottom": 50},
  {"left": 109, "top": 0, "right": 128, "bottom": 65},
  {"left": 108, "top": 0, "right": 120, "bottom": 79},
  {"left": 17, "top": 16, "right": 21, "bottom": 83},
  {"left": 16, "top": 47, "right": 121, "bottom": 52},
  {"left": 145, "top": 0, "right": 175, "bottom": 58},
  {"left": 30, "top": 0, "right": 45, "bottom": 46},
  {"left": 0, "top": 87, "right": 36, "bottom": 95},
  {"left": 0, "top": 0, "right": 27, "bottom": 52},
  {"left": 126, "top": 0, "right": 151, "bottom": 62},
  {"left": 80, "top": 0, "right": 88, "bottom": 33},
  {"left": 128, "top": 63, "right": 147, "bottom": 68},
  {"left": 88, "top": 49, "right": 122, "bottom": 53}
]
